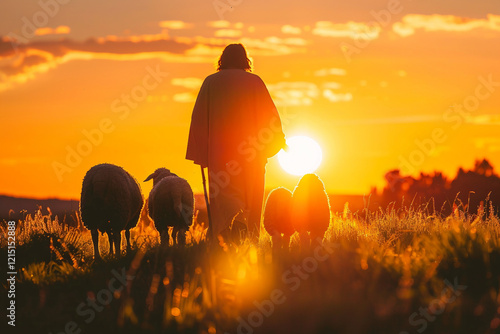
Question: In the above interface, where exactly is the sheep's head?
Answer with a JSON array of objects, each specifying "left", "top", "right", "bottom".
[
  {"left": 294, "top": 173, "right": 326, "bottom": 192},
  {"left": 144, "top": 168, "right": 176, "bottom": 186},
  {"left": 293, "top": 173, "right": 328, "bottom": 203}
]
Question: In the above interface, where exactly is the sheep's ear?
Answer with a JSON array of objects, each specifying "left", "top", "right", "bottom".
[{"left": 144, "top": 173, "right": 155, "bottom": 182}]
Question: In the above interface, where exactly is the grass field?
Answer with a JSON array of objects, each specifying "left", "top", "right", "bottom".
[{"left": 1, "top": 203, "right": 500, "bottom": 334}]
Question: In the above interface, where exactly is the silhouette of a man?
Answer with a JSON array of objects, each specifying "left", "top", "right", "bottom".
[{"left": 186, "top": 43, "right": 286, "bottom": 240}]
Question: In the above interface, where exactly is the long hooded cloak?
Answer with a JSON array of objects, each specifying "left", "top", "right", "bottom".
[{"left": 186, "top": 69, "right": 285, "bottom": 236}]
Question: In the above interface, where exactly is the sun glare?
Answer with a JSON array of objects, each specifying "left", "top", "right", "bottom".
[{"left": 278, "top": 135, "right": 323, "bottom": 176}]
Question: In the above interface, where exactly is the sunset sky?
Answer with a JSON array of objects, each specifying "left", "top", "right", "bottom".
[{"left": 1, "top": 0, "right": 499, "bottom": 199}]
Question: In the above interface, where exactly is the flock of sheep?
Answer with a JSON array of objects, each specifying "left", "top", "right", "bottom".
[
  {"left": 263, "top": 174, "right": 331, "bottom": 252},
  {"left": 80, "top": 163, "right": 331, "bottom": 259},
  {"left": 80, "top": 164, "right": 193, "bottom": 260}
]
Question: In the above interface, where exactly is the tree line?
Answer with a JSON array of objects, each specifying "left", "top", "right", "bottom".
[{"left": 373, "top": 159, "right": 500, "bottom": 216}]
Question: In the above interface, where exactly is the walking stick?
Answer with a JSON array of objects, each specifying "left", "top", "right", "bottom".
[
  {"left": 201, "top": 166, "right": 217, "bottom": 307},
  {"left": 201, "top": 166, "right": 214, "bottom": 244}
]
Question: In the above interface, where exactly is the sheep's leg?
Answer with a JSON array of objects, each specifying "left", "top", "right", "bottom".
[
  {"left": 176, "top": 227, "right": 187, "bottom": 246},
  {"left": 172, "top": 226, "right": 179, "bottom": 246},
  {"left": 282, "top": 235, "right": 291, "bottom": 250},
  {"left": 160, "top": 229, "right": 169, "bottom": 247},
  {"left": 311, "top": 232, "right": 323, "bottom": 247},
  {"left": 125, "top": 229, "right": 131, "bottom": 252},
  {"left": 271, "top": 234, "right": 282, "bottom": 262},
  {"left": 271, "top": 234, "right": 282, "bottom": 250},
  {"left": 91, "top": 229, "right": 101, "bottom": 260},
  {"left": 299, "top": 231, "right": 310, "bottom": 253},
  {"left": 114, "top": 231, "right": 122, "bottom": 256},
  {"left": 108, "top": 232, "right": 114, "bottom": 255}
]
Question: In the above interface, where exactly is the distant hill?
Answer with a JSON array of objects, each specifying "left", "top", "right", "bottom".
[
  {"left": 0, "top": 195, "right": 80, "bottom": 226},
  {"left": 0, "top": 193, "right": 369, "bottom": 227}
]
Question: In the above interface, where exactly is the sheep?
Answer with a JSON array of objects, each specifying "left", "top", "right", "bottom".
[
  {"left": 80, "top": 163, "right": 143, "bottom": 260},
  {"left": 144, "top": 168, "right": 194, "bottom": 246},
  {"left": 291, "top": 173, "right": 331, "bottom": 249},
  {"left": 263, "top": 187, "right": 294, "bottom": 251}
]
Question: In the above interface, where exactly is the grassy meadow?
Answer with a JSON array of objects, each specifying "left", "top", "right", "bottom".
[{"left": 1, "top": 202, "right": 500, "bottom": 334}]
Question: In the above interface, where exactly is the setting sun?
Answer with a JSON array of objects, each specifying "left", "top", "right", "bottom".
[{"left": 278, "top": 135, "right": 323, "bottom": 176}]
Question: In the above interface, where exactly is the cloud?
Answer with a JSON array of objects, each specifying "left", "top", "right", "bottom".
[
  {"left": 0, "top": 21, "right": 309, "bottom": 92},
  {"left": 323, "top": 90, "right": 352, "bottom": 102},
  {"left": 281, "top": 25, "right": 302, "bottom": 35},
  {"left": 397, "top": 70, "right": 407, "bottom": 77},
  {"left": 171, "top": 77, "right": 203, "bottom": 103},
  {"left": 392, "top": 22, "right": 415, "bottom": 37},
  {"left": 5, "top": 33, "right": 191, "bottom": 57},
  {"left": 190, "top": 35, "right": 307, "bottom": 56},
  {"left": 474, "top": 137, "right": 500, "bottom": 152},
  {"left": 267, "top": 81, "right": 319, "bottom": 106},
  {"left": 171, "top": 77, "right": 203, "bottom": 89},
  {"left": 207, "top": 21, "right": 243, "bottom": 29},
  {"left": 239, "top": 37, "right": 307, "bottom": 56},
  {"left": 321, "top": 82, "right": 342, "bottom": 89},
  {"left": 312, "top": 21, "right": 381, "bottom": 40},
  {"left": 0, "top": 34, "right": 200, "bottom": 92},
  {"left": 335, "top": 115, "right": 441, "bottom": 125},
  {"left": 184, "top": 42, "right": 225, "bottom": 57},
  {"left": 35, "top": 26, "right": 70, "bottom": 36},
  {"left": 267, "top": 81, "right": 353, "bottom": 105},
  {"left": 214, "top": 29, "right": 242, "bottom": 37},
  {"left": 466, "top": 114, "right": 500, "bottom": 125},
  {"left": 314, "top": 68, "right": 346, "bottom": 76},
  {"left": 264, "top": 36, "right": 307, "bottom": 46},
  {"left": 159, "top": 21, "right": 193, "bottom": 29},
  {"left": 173, "top": 92, "right": 196, "bottom": 103},
  {"left": 393, "top": 14, "right": 500, "bottom": 37},
  {"left": 207, "top": 20, "right": 231, "bottom": 28}
]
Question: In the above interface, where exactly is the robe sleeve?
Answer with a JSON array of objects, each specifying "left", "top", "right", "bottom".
[
  {"left": 186, "top": 77, "right": 210, "bottom": 167},
  {"left": 255, "top": 77, "right": 286, "bottom": 159}
]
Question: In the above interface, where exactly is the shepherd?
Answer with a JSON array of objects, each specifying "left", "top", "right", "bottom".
[{"left": 186, "top": 43, "right": 286, "bottom": 241}]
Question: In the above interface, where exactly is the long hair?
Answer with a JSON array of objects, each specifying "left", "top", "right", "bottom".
[{"left": 217, "top": 43, "right": 252, "bottom": 72}]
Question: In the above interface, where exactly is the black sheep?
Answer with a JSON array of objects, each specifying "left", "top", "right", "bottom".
[
  {"left": 80, "top": 163, "right": 143, "bottom": 259},
  {"left": 263, "top": 187, "right": 294, "bottom": 250}
]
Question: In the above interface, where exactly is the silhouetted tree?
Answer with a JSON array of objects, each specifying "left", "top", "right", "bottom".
[
  {"left": 377, "top": 159, "right": 500, "bottom": 217},
  {"left": 450, "top": 159, "right": 500, "bottom": 216}
]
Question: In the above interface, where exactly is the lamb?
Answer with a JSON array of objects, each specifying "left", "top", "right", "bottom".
[
  {"left": 144, "top": 168, "right": 194, "bottom": 246},
  {"left": 80, "top": 163, "right": 143, "bottom": 260},
  {"left": 263, "top": 187, "right": 294, "bottom": 251},
  {"left": 291, "top": 173, "right": 331, "bottom": 249}
]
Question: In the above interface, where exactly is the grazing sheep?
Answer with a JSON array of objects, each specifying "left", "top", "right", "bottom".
[
  {"left": 144, "top": 168, "right": 194, "bottom": 246},
  {"left": 291, "top": 173, "right": 331, "bottom": 249},
  {"left": 80, "top": 163, "right": 143, "bottom": 260},
  {"left": 263, "top": 187, "right": 294, "bottom": 251}
]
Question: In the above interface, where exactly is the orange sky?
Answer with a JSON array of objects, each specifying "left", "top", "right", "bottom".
[{"left": 1, "top": 1, "right": 499, "bottom": 199}]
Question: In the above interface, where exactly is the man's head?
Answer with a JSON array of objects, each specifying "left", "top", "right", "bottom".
[{"left": 217, "top": 43, "right": 252, "bottom": 72}]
